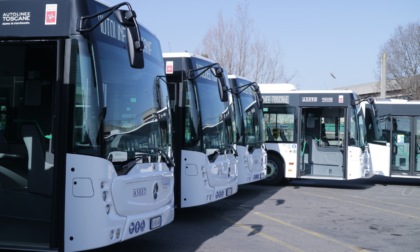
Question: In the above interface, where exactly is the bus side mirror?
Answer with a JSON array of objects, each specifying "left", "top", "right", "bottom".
[
  {"left": 370, "top": 100, "right": 378, "bottom": 117},
  {"left": 212, "top": 67, "right": 228, "bottom": 102},
  {"left": 392, "top": 145, "right": 398, "bottom": 154},
  {"left": 253, "top": 83, "right": 263, "bottom": 109},
  {"left": 114, "top": 10, "right": 144, "bottom": 69},
  {"left": 126, "top": 26, "right": 144, "bottom": 68}
]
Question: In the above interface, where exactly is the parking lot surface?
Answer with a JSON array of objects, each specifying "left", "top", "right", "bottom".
[{"left": 92, "top": 176, "right": 420, "bottom": 252}]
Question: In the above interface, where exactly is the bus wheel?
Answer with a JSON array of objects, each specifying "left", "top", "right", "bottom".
[{"left": 261, "top": 154, "right": 285, "bottom": 185}]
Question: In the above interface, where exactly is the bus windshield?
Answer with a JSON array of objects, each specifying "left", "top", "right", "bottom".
[
  {"left": 236, "top": 79, "right": 264, "bottom": 147},
  {"left": 190, "top": 58, "right": 234, "bottom": 154},
  {"left": 73, "top": 23, "right": 171, "bottom": 168}
]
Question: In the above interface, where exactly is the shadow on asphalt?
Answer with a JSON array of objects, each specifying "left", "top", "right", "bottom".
[
  {"left": 88, "top": 183, "right": 282, "bottom": 252},
  {"left": 367, "top": 175, "right": 420, "bottom": 186},
  {"left": 287, "top": 175, "right": 420, "bottom": 190},
  {"left": 87, "top": 176, "right": 420, "bottom": 251}
]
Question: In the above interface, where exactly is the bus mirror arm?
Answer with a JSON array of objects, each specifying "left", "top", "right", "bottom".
[
  {"left": 187, "top": 64, "right": 228, "bottom": 102},
  {"left": 233, "top": 82, "right": 263, "bottom": 109},
  {"left": 78, "top": 3, "right": 145, "bottom": 69}
]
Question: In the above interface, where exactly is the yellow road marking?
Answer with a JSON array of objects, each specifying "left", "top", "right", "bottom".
[
  {"left": 253, "top": 211, "right": 368, "bottom": 252},
  {"left": 210, "top": 208, "right": 367, "bottom": 252},
  {"left": 298, "top": 190, "right": 420, "bottom": 221},
  {"left": 211, "top": 211, "right": 303, "bottom": 252}
]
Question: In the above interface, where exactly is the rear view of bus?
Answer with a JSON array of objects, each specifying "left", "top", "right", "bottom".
[
  {"left": 0, "top": 1, "right": 174, "bottom": 251},
  {"left": 259, "top": 84, "right": 373, "bottom": 184},
  {"left": 228, "top": 75, "right": 267, "bottom": 184},
  {"left": 163, "top": 53, "right": 238, "bottom": 208}
]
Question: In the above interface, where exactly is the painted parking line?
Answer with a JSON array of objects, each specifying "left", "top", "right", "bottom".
[
  {"left": 210, "top": 206, "right": 367, "bottom": 252},
  {"left": 297, "top": 190, "right": 420, "bottom": 221},
  {"left": 252, "top": 210, "right": 369, "bottom": 252},
  {"left": 330, "top": 191, "right": 420, "bottom": 211},
  {"left": 210, "top": 211, "right": 304, "bottom": 252}
]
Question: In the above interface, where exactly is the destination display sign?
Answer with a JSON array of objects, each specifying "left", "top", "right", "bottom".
[{"left": 262, "top": 93, "right": 351, "bottom": 106}]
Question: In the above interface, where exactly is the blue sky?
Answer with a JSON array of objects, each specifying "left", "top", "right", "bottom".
[{"left": 107, "top": 0, "right": 420, "bottom": 90}]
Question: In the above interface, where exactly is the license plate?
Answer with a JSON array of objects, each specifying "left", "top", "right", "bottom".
[
  {"left": 150, "top": 216, "right": 162, "bottom": 230},
  {"left": 226, "top": 187, "right": 233, "bottom": 196}
]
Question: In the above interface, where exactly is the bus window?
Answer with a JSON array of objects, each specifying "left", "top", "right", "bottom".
[{"left": 263, "top": 106, "right": 295, "bottom": 142}]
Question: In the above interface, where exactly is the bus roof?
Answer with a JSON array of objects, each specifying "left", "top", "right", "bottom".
[
  {"left": 259, "top": 83, "right": 298, "bottom": 91},
  {"left": 162, "top": 52, "right": 218, "bottom": 63},
  {"left": 227, "top": 75, "right": 252, "bottom": 82},
  {"left": 373, "top": 98, "right": 420, "bottom": 105},
  {"left": 259, "top": 84, "right": 355, "bottom": 95}
]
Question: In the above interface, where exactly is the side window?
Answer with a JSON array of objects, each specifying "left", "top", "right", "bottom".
[
  {"left": 72, "top": 40, "right": 99, "bottom": 154},
  {"left": 263, "top": 107, "right": 295, "bottom": 142},
  {"left": 183, "top": 81, "right": 199, "bottom": 147}
]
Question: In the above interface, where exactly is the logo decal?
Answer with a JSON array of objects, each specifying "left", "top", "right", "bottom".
[
  {"left": 153, "top": 183, "right": 159, "bottom": 200},
  {"left": 45, "top": 4, "right": 57, "bottom": 25}
]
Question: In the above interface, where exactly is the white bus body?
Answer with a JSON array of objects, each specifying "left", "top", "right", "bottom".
[
  {"left": 164, "top": 52, "right": 238, "bottom": 208},
  {"left": 0, "top": 1, "right": 174, "bottom": 251},
  {"left": 259, "top": 84, "right": 374, "bottom": 184},
  {"left": 228, "top": 75, "right": 267, "bottom": 184},
  {"left": 364, "top": 98, "right": 420, "bottom": 178}
]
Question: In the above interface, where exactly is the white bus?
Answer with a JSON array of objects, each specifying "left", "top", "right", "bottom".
[
  {"left": 163, "top": 53, "right": 238, "bottom": 208},
  {"left": 259, "top": 84, "right": 375, "bottom": 184},
  {"left": 228, "top": 75, "right": 267, "bottom": 184},
  {"left": 0, "top": 1, "right": 174, "bottom": 251},
  {"left": 364, "top": 98, "right": 420, "bottom": 178}
]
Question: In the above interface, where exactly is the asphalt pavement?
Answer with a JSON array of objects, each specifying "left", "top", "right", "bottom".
[{"left": 91, "top": 176, "right": 420, "bottom": 252}]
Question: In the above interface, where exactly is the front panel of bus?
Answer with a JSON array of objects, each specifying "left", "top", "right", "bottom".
[
  {"left": 0, "top": 1, "right": 174, "bottom": 251},
  {"left": 367, "top": 101, "right": 420, "bottom": 178},
  {"left": 229, "top": 77, "right": 267, "bottom": 185},
  {"left": 164, "top": 55, "right": 238, "bottom": 208}
]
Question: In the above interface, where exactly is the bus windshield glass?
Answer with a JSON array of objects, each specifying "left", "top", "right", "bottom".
[
  {"left": 191, "top": 58, "right": 234, "bottom": 153},
  {"left": 73, "top": 13, "right": 171, "bottom": 166},
  {"left": 236, "top": 79, "right": 264, "bottom": 146}
]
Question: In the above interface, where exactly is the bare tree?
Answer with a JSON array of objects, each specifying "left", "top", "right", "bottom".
[
  {"left": 378, "top": 22, "right": 420, "bottom": 99},
  {"left": 196, "top": 2, "right": 291, "bottom": 83}
]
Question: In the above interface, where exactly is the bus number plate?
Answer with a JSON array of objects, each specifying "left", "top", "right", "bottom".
[{"left": 150, "top": 216, "right": 162, "bottom": 230}]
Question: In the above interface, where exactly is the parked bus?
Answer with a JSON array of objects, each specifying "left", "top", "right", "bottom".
[
  {"left": 259, "top": 84, "right": 375, "bottom": 185},
  {"left": 163, "top": 52, "right": 238, "bottom": 208},
  {"left": 0, "top": 1, "right": 174, "bottom": 251},
  {"left": 228, "top": 75, "right": 267, "bottom": 184},
  {"left": 364, "top": 98, "right": 420, "bottom": 178}
]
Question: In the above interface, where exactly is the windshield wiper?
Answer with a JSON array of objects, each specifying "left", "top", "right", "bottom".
[
  {"left": 118, "top": 152, "right": 156, "bottom": 175},
  {"left": 208, "top": 145, "right": 238, "bottom": 163},
  {"left": 208, "top": 150, "right": 220, "bottom": 163},
  {"left": 111, "top": 147, "right": 175, "bottom": 175},
  {"left": 147, "top": 147, "right": 175, "bottom": 169}
]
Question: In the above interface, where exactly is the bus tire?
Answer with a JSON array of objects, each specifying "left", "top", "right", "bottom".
[{"left": 260, "top": 154, "right": 285, "bottom": 185}]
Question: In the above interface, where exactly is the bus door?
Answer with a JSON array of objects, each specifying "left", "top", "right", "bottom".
[
  {"left": 300, "top": 107, "right": 345, "bottom": 179},
  {"left": 364, "top": 104, "right": 391, "bottom": 177},
  {"left": 414, "top": 117, "right": 420, "bottom": 175},
  {"left": 388, "top": 116, "right": 420, "bottom": 176},
  {"left": 0, "top": 42, "right": 57, "bottom": 249}
]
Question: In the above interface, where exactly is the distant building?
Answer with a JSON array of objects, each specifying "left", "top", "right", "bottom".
[{"left": 336, "top": 79, "right": 407, "bottom": 99}]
